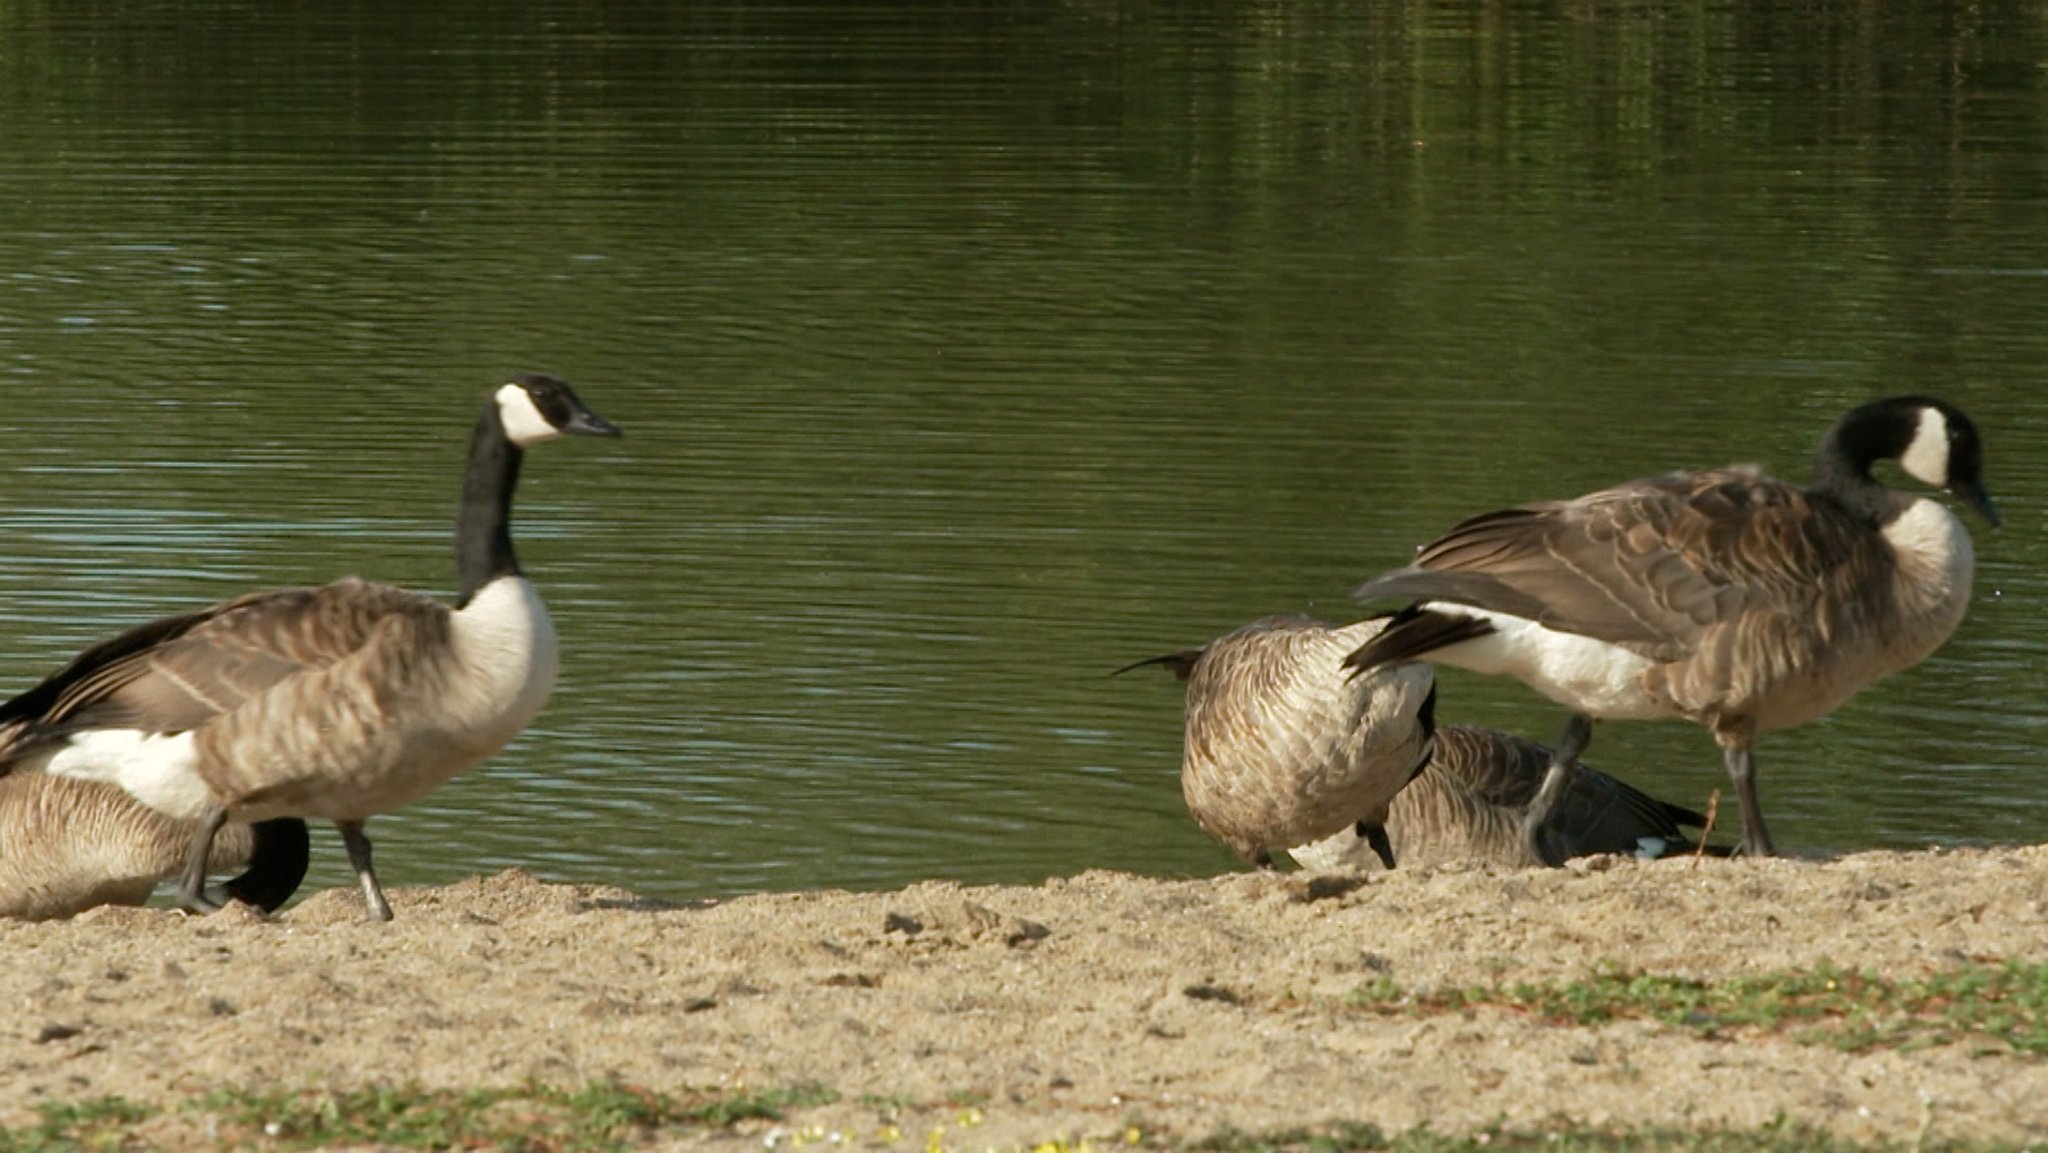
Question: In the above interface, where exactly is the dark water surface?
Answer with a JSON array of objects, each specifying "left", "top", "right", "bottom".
[{"left": 1, "top": 2, "right": 2046, "bottom": 902}]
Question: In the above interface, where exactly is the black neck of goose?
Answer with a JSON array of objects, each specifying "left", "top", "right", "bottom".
[
  {"left": 1810, "top": 422, "right": 1890, "bottom": 525},
  {"left": 456, "top": 405, "right": 525, "bottom": 608}
]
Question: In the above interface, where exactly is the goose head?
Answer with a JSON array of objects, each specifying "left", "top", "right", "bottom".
[
  {"left": 1821, "top": 396, "right": 1998, "bottom": 527},
  {"left": 495, "top": 373, "right": 624, "bottom": 447}
]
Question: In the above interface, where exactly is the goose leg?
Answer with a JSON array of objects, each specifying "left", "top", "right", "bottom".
[
  {"left": 1720, "top": 744, "right": 1776, "bottom": 858},
  {"left": 1521, "top": 714, "right": 1592, "bottom": 867},
  {"left": 176, "top": 803, "right": 232, "bottom": 914},
  {"left": 335, "top": 820, "right": 393, "bottom": 922}
]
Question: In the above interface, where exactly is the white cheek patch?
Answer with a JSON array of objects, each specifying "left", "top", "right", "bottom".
[
  {"left": 496, "top": 383, "right": 562, "bottom": 447},
  {"left": 1898, "top": 406, "right": 1951, "bottom": 488}
]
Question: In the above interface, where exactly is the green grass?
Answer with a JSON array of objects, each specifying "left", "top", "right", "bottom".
[
  {"left": 1188, "top": 1118, "right": 2033, "bottom": 1153},
  {"left": 3, "top": 1078, "right": 2038, "bottom": 1152},
  {"left": 8, "top": 958, "right": 2042, "bottom": 1151},
  {"left": 1342, "top": 958, "right": 2048, "bottom": 1054},
  {"left": 0, "top": 1097, "right": 152, "bottom": 1153},
  {"left": 0, "top": 1081, "right": 838, "bottom": 1153}
]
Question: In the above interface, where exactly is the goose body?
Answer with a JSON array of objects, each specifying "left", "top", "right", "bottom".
[
  {"left": 1122, "top": 614, "right": 1438, "bottom": 868},
  {"left": 1288, "top": 724, "right": 1710, "bottom": 872},
  {"left": 1345, "top": 396, "right": 1997, "bottom": 857},
  {"left": 12, "top": 576, "right": 556, "bottom": 825},
  {"left": 0, "top": 374, "right": 619, "bottom": 920},
  {"left": 0, "top": 774, "right": 307, "bottom": 920}
]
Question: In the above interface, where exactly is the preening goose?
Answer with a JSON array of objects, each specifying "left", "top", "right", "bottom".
[
  {"left": 1118, "top": 614, "right": 1437, "bottom": 869},
  {"left": 1344, "top": 395, "right": 1997, "bottom": 858},
  {"left": 0, "top": 373, "right": 620, "bottom": 921},
  {"left": 1287, "top": 722, "right": 1713, "bottom": 873},
  {"left": 0, "top": 774, "right": 307, "bottom": 920}
]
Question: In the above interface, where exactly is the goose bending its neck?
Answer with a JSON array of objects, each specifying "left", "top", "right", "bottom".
[
  {"left": 0, "top": 373, "right": 620, "bottom": 922},
  {"left": 0, "top": 774, "right": 309, "bottom": 921},
  {"left": 1117, "top": 614, "right": 1439, "bottom": 871}
]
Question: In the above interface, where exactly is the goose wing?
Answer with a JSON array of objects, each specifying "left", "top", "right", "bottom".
[
  {"left": 1424, "top": 725, "right": 1553, "bottom": 809},
  {"left": 1545, "top": 766, "right": 1707, "bottom": 856},
  {"left": 0, "top": 578, "right": 445, "bottom": 763},
  {"left": 1372, "top": 727, "right": 1542, "bottom": 866},
  {"left": 1427, "top": 724, "right": 1709, "bottom": 860},
  {"left": 1357, "top": 467, "right": 1866, "bottom": 659},
  {"left": 1181, "top": 616, "right": 1351, "bottom": 728}
]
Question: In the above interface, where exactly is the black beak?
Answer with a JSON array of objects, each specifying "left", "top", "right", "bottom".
[
  {"left": 1953, "top": 477, "right": 2000, "bottom": 528},
  {"left": 565, "top": 405, "right": 623, "bottom": 438}
]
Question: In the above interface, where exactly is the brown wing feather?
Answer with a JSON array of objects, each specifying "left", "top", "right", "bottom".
[
  {"left": 0, "top": 578, "right": 447, "bottom": 767},
  {"left": 1362, "top": 467, "right": 1878, "bottom": 660},
  {"left": 1393, "top": 725, "right": 1709, "bottom": 867},
  {"left": 1422, "top": 725, "right": 1553, "bottom": 809},
  {"left": 1175, "top": 615, "right": 1434, "bottom": 862}
]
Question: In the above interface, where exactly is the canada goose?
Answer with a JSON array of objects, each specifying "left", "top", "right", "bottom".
[
  {"left": 1287, "top": 721, "right": 1714, "bottom": 873},
  {"left": 0, "top": 774, "right": 308, "bottom": 920},
  {"left": 1118, "top": 614, "right": 1438, "bottom": 869},
  {"left": 0, "top": 373, "right": 619, "bottom": 921},
  {"left": 1344, "top": 395, "right": 1997, "bottom": 858}
]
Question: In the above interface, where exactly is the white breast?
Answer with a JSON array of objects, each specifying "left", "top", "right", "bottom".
[
  {"left": 1881, "top": 497, "right": 1975, "bottom": 613},
  {"left": 446, "top": 576, "right": 561, "bottom": 754}
]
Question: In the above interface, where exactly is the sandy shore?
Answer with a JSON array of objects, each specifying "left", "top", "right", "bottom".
[{"left": 5, "top": 846, "right": 2047, "bottom": 1148}]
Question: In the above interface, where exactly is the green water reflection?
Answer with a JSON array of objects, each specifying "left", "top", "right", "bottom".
[{"left": 0, "top": 2, "right": 2044, "bottom": 902}]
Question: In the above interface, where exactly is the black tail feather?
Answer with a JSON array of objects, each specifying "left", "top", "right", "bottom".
[
  {"left": 1610, "top": 779, "right": 1735, "bottom": 858},
  {"left": 223, "top": 818, "right": 311, "bottom": 913},
  {"left": 1343, "top": 606, "right": 1497, "bottom": 677},
  {"left": 1109, "top": 648, "right": 1205, "bottom": 683}
]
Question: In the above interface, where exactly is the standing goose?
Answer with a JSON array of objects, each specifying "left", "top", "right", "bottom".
[
  {"left": 0, "top": 774, "right": 308, "bottom": 920},
  {"left": 1118, "top": 614, "right": 1439, "bottom": 869},
  {"left": 1344, "top": 395, "right": 1997, "bottom": 858},
  {"left": 0, "top": 373, "right": 620, "bottom": 920},
  {"left": 1287, "top": 722, "right": 1714, "bottom": 873}
]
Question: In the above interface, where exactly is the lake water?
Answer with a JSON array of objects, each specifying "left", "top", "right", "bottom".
[{"left": 2, "top": 1, "right": 2045, "bottom": 904}]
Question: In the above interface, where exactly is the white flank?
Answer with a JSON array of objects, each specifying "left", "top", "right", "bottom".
[
  {"left": 1898, "top": 406, "right": 1951, "bottom": 488},
  {"left": 41, "top": 730, "right": 213, "bottom": 821},
  {"left": 1421, "top": 604, "right": 1670, "bottom": 720},
  {"left": 448, "top": 575, "right": 561, "bottom": 752},
  {"left": 496, "top": 382, "right": 562, "bottom": 447}
]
